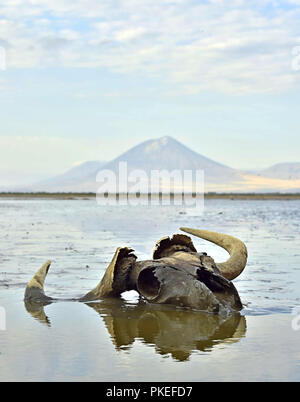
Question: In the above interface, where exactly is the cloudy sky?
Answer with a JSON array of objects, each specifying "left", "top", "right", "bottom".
[{"left": 0, "top": 0, "right": 299, "bottom": 185}]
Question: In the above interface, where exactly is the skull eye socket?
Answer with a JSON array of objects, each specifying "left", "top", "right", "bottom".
[{"left": 137, "top": 268, "right": 161, "bottom": 300}]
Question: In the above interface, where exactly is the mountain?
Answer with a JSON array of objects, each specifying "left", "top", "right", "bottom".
[
  {"left": 27, "top": 136, "right": 243, "bottom": 193},
  {"left": 24, "top": 137, "right": 300, "bottom": 193},
  {"left": 102, "top": 136, "right": 241, "bottom": 183},
  {"left": 258, "top": 163, "right": 300, "bottom": 180}
]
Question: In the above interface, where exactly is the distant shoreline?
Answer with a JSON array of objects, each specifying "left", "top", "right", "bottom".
[{"left": 1, "top": 192, "right": 300, "bottom": 200}]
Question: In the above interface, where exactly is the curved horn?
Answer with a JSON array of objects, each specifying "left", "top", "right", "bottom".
[
  {"left": 79, "top": 247, "right": 137, "bottom": 302},
  {"left": 24, "top": 260, "right": 53, "bottom": 302},
  {"left": 180, "top": 228, "right": 247, "bottom": 280}
]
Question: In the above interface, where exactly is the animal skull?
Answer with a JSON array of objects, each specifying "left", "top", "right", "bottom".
[{"left": 24, "top": 228, "right": 248, "bottom": 314}]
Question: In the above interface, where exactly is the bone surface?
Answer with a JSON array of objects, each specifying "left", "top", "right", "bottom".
[{"left": 24, "top": 228, "right": 248, "bottom": 314}]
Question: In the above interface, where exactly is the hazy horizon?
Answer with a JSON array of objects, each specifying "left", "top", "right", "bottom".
[{"left": 1, "top": 134, "right": 300, "bottom": 188}]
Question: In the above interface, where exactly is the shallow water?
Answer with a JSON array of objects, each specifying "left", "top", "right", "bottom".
[{"left": 0, "top": 198, "right": 300, "bottom": 381}]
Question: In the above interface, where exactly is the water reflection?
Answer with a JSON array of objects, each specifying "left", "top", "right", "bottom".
[
  {"left": 25, "top": 299, "right": 247, "bottom": 361},
  {"left": 24, "top": 300, "right": 52, "bottom": 327}
]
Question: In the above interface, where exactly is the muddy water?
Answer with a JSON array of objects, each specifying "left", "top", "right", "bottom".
[{"left": 0, "top": 198, "right": 300, "bottom": 381}]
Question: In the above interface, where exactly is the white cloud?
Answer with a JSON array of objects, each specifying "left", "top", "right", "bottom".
[
  {"left": 115, "top": 27, "right": 148, "bottom": 42},
  {"left": 0, "top": 0, "right": 299, "bottom": 93}
]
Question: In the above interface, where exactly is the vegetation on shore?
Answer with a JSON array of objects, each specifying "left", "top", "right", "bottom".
[{"left": 0, "top": 192, "right": 300, "bottom": 200}]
